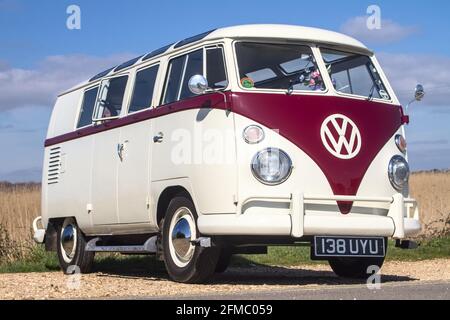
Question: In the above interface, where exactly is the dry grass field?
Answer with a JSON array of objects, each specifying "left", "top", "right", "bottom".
[
  {"left": 0, "top": 183, "right": 40, "bottom": 263},
  {"left": 0, "top": 172, "right": 448, "bottom": 264},
  {"left": 409, "top": 172, "right": 450, "bottom": 238}
]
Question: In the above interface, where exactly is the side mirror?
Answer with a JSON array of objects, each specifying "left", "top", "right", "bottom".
[
  {"left": 404, "top": 84, "right": 426, "bottom": 124},
  {"left": 188, "top": 75, "right": 209, "bottom": 95},
  {"left": 414, "top": 84, "right": 425, "bottom": 102}
]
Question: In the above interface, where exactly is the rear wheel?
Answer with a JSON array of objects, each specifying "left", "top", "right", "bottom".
[
  {"left": 161, "top": 196, "right": 220, "bottom": 283},
  {"left": 56, "top": 218, "right": 95, "bottom": 274}
]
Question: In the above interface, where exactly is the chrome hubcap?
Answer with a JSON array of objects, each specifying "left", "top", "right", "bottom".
[
  {"left": 60, "top": 222, "right": 77, "bottom": 263},
  {"left": 169, "top": 208, "right": 196, "bottom": 267}
]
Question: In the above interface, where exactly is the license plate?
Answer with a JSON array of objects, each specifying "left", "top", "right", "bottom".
[{"left": 312, "top": 236, "right": 385, "bottom": 259}]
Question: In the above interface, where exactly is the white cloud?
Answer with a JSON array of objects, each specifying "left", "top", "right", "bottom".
[
  {"left": 340, "top": 16, "right": 418, "bottom": 45},
  {"left": 0, "top": 53, "right": 136, "bottom": 111},
  {"left": 377, "top": 53, "right": 450, "bottom": 106}
]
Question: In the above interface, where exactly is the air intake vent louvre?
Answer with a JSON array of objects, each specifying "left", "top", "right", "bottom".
[{"left": 47, "top": 147, "right": 61, "bottom": 185}]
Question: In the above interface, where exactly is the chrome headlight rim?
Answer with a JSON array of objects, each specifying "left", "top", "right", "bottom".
[
  {"left": 251, "top": 148, "right": 293, "bottom": 186},
  {"left": 388, "top": 155, "right": 410, "bottom": 191}
]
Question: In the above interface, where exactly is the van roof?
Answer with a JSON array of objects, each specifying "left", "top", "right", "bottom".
[
  {"left": 207, "top": 24, "right": 369, "bottom": 50},
  {"left": 63, "top": 24, "right": 370, "bottom": 95}
]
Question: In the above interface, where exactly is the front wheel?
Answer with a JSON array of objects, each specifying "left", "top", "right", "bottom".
[
  {"left": 328, "top": 256, "right": 386, "bottom": 279},
  {"left": 161, "top": 196, "right": 220, "bottom": 283},
  {"left": 328, "top": 238, "right": 387, "bottom": 279},
  {"left": 215, "top": 247, "right": 233, "bottom": 273}
]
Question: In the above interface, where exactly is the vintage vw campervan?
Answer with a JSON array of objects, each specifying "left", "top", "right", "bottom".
[{"left": 33, "top": 24, "right": 423, "bottom": 283}]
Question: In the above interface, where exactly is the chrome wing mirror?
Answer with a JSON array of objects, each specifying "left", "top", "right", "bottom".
[
  {"left": 188, "top": 75, "right": 209, "bottom": 95},
  {"left": 188, "top": 74, "right": 229, "bottom": 110},
  {"left": 414, "top": 84, "right": 425, "bottom": 102},
  {"left": 405, "top": 84, "right": 425, "bottom": 116}
]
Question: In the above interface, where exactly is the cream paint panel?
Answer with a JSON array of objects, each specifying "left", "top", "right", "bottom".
[
  {"left": 91, "top": 129, "right": 120, "bottom": 225},
  {"left": 234, "top": 113, "right": 334, "bottom": 216},
  {"left": 151, "top": 108, "right": 237, "bottom": 215},
  {"left": 44, "top": 137, "right": 94, "bottom": 231},
  {"left": 356, "top": 128, "right": 407, "bottom": 211},
  {"left": 47, "top": 90, "right": 83, "bottom": 138},
  {"left": 117, "top": 120, "right": 152, "bottom": 224}
]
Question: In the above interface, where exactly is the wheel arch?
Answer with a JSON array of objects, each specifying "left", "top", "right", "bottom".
[{"left": 156, "top": 186, "right": 195, "bottom": 227}]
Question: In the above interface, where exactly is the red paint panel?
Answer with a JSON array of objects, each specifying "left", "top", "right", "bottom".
[
  {"left": 44, "top": 93, "right": 228, "bottom": 147},
  {"left": 232, "top": 92, "right": 403, "bottom": 213}
]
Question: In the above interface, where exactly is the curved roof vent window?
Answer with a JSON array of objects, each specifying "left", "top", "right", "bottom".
[
  {"left": 89, "top": 67, "right": 116, "bottom": 82},
  {"left": 174, "top": 29, "right": 216, "bottom": 49},
  {"left": 114, "top": 55, "right": 144, "bottom": 72},
  {"left": 143, "top": 43, "right": 174, "bottom": 61}
]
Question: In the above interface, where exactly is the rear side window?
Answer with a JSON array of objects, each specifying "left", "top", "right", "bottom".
[
  {"left": 94, "top": 75, "right": 128, "bottom": 120},
  {"left": 129, "top": 65, "right": 159, "bottom": 113},
  {"left": 77, "top": 87, "right": 99, "bottom": 128}
]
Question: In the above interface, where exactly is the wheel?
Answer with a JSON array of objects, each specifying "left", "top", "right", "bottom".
[
  {"left": 215, "top": 247, "right": 233, "bottom": 273},
  {"left": 56, "top": 218, "right": 95, "bottom": 274},
  {"left": 161, "top": 196, "right": 220, "bottom": 283},
  {"left": 328, "top": 256, "right": 386, "bottom": 279},
  {"left": 328, "top": 238, "right": 387, "bottom": 279}
]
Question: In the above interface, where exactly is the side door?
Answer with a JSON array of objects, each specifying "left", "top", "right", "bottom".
[
  {"left": 152, "top": 45, "right": 237, "bottom": 215},
  {"left": 117, "top": 64, "right": 160, "bottom": 224},
  {"left": 91, "top": 75, "right": 129, "bottom": 226}
]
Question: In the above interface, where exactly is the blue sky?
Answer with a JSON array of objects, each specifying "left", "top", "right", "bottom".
[{"left": 0, "top": 0, "right": 449, "bottom": 181}]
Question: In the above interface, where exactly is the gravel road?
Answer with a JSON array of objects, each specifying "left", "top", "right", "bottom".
[
  {"left": 160, "top": 281, "right": 450, "bottom": 300},
  {"left": 0, "top": 259, "right": 448, "bottom": 300}
]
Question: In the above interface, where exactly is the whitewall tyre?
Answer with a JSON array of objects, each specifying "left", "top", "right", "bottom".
[
  {"left": 161, "top": 196, "right": 220, "bottom": 283},
  {"left": 56, "top": 218, "right": 95, "bottom": 274}
]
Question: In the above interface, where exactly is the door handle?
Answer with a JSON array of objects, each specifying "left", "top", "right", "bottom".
[
  {"left": 153, "top": 132, "right": 164, "bottom": 143},
  {"left": 117, "top": 143, "right": 125, "bottom": 161}
]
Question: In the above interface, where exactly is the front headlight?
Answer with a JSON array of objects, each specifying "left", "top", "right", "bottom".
[
  {"left": 251, "top": 148, "right": 293, "bottom": 185},
  {"left": 388, "top": 155, "right": 410, "bottom": 191}
]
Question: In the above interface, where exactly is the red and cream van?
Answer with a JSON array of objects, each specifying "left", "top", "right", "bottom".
[{"left": 33, "top": 24, "right": 423, "bottom": 283}]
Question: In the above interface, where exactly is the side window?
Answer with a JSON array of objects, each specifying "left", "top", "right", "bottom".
[
  {"left": 161, "top": 45, "right": 227, "bottom": 105},
  {"left": 162, "top": 55, "right": 185, "bottom": 105},
  {"left": 94, "top": 75, "right": 128, "bottom": 120},
  {"left": 129, "top": 65, "right": 159, "bottom": 113},
  {"left": 206, "top": 47, "right": 227, "bottom": 89},
  {"left": 77, "top": 87, "right": 99, "bottom": 128},
  {"left": 162, "top": 49, "right": 203, "bottom": 105},
  {"left": 179, "top": 49, "right": 203, "bottom": 100}
]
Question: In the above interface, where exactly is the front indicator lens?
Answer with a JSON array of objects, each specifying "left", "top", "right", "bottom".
[
  {"left": 243, "top": 125, "right": 265, "bottom": 144},
  {"left": 251, "top": 148, "right": 293, "bottom": 185},
  {"left": 388, "top": 155, "right": 410, "bottom": 191},
  {"left": 395, "top": 134, "right": 407, "bottom": 154}
]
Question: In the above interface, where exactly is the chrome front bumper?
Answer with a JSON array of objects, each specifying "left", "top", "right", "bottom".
[
  {"left": 198, "top": 193, "right": 421, "bottom": 239},
  {"left": 32, "top": 216, "right": 45, "bottom": 243}
]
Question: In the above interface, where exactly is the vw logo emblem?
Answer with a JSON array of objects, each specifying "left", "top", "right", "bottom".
[{"left": 320, "top": 114, "right": 362, "bottom": 160}]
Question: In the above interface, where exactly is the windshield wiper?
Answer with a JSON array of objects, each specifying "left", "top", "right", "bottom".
[
  {"left": 367, "top": 79, "right": 384, "bottom": 101},
  {"left": 367, "top": 83, "right": 376, "bottom": 101}
]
